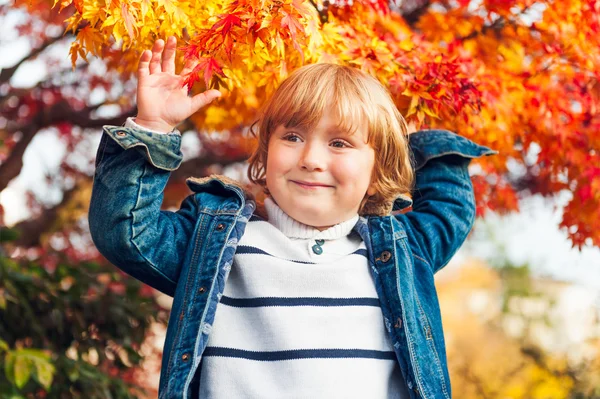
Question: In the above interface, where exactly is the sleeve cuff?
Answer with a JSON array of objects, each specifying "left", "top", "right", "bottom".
[
  {"left": 408, "top": 129, "right": 498, "bottom": 171},
  {"left": 102, "top": 124, "right": 183, "bottom": 171},
  {"left": 124, "top": 117, "right": 181, "bottom": 135}
]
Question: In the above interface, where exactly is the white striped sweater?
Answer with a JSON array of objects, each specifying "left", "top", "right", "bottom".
[{"left": 198, "top": 197, "right": 410, "bottom": 398}]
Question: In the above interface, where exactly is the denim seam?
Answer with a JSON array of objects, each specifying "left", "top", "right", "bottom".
[
  {"left": 412, "top": 253, "right": 431, "bottom": 268},
  {"left": 165, "top": 211, "right": 208, "bottom": 392},
  {"left": 415, "top": 150, "right": 496, "bottom": 171},
  {"left": 184, "top": 216, "right": 236, "bottom": 393},
  {"left": 396, "top": 237, "right": 430, "bottom": 399},
  {"left": 130, "top": 162, "right": 177, "bottom": 287},
  {"left": 119, "top": 141, "right": 180, "bottom": 171},
  {"left": 197, "top": 207, "right": 240, "bottom": 216},
  {"left": 95, "top": 133, "right": 109, "bottom": 170},
  {"left": 415, "top": 294, "right": 450, "bottom": 399},
  {"left": 435, "top": 164, "right": 473, "bottom": 273}
]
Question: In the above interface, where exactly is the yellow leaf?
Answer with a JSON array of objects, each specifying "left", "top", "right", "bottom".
[
  {"left": 69, "top": 42, "right": 83, "bottom": 68},
  {"left": 121, "top": 3, "right": 138, "bottom": 40}
]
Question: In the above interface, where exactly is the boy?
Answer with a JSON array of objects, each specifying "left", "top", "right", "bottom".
[{"left": 89, "top": 36, "right": 496, "bottom": 398}]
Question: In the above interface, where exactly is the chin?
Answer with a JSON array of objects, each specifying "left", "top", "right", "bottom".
[{"left": 290, "top": 210, "right": 326, "bottom": 227}]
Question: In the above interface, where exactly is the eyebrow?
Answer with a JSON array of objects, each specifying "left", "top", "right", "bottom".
[
  {"left": 326, "top": 125, "right": 357, "bottom": 135},
  {"left": 282, "top": 124, "right": 357, "bottom": 138}
]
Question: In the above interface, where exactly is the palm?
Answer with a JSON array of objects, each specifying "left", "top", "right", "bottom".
[
  {"left": 137, "top": 72, "right": 193, "bottom": 128},
  {"left": 135, "top": 37, "right": 221, "bottom": 132}
]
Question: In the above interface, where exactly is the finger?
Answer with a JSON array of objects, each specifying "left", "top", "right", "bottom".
[
  {"left": 149, "top": 39, "right": 164, "bottom": 75},
  {"left": 138, "top": 49, "right": 151, "bottom": 80},
  {"left": 162, "top": 36, "right": 177, "bottom": 74},
  {"left": 191, "top": 89, "right": 222, "bottom": 112}
]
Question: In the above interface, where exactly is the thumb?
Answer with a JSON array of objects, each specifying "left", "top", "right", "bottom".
[{"left": 191, "top": 89, "right": 222, "bottom": 111}]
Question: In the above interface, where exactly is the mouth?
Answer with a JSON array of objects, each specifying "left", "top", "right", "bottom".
[{"left": 291, "top": 180, "right": 332, "bottom": 189}]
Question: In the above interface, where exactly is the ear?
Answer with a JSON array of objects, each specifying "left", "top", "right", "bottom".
[{"left": 366, "top": 182, "right": 377, "bottom": 197}]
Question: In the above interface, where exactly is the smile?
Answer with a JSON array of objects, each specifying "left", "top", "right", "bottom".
[{"left": 291, "top": 180, "right": 332, "bottom": 189}]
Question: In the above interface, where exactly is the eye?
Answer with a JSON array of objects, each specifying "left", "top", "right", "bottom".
[
  {"left": 283, "top": 133, "right": 302, "bottom": 142},
  {"left": 331, "top": 139, "right": 350, "bottom": 148}
]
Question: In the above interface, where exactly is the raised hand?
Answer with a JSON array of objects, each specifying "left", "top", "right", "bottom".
[{"left": 135, "top": 36, "right": 222, "bottom": 133}]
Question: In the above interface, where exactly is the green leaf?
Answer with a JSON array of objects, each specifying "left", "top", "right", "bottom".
[
  {"left": 13, "top": 355, "right": 33, "bottom": 389},
  {"left": 17, "top": 348, "right": 50, "bottom": 361},
  {"left": 67, "top": 366, "right": 79, "bottom": 382},
  {"left": 0, "top": 228, "right": 19, "bottom": 243},
  {"left": 33, "top": 358, "right": 55, "bottom": 390},
  {"left": 4, "top": 352, "right": 16, "bottom": 384}
]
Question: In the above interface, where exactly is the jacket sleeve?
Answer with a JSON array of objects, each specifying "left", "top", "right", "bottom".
[
  {"left": 395, "top": 129, "right": 497, "bottom": 274},
  {"left": 88, "top": 124, "right": 194, "bottom": 296}
]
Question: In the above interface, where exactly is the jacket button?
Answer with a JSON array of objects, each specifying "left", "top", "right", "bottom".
[
  {"left": 394, "top": 317, "right": 402, "bottom": 329},
  {"left": 181, "top": 353, "right": 190, "bottom": 362},
  {"left": 198, "top": 287, "right": 206, "bottom": 293},
  {"left": 216, "top": 223, "right": 225, "bottom": 231},
  {"left": 380, "top": 250, "right": 392, "bottom": 263},
  {"left": 311, "top": 244, "right": 323, "bottom": 255},
  {"left": 116, "top": 130, "right": 127, "bottom": 137}
]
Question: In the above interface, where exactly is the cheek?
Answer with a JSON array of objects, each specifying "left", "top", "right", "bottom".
[
  {"left": 334, "top": 155, "right": 374, "bottom": 186},
  {"left": 266, "top": 145, "right": 292, "bottom": 178}
]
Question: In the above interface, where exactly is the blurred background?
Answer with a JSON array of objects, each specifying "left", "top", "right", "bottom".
[{"left": 0, "top": 0, "right": 599, "bottom": 397}]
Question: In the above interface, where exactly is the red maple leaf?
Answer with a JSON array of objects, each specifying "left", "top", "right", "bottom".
[{"left": 186, "top": 57, "right": 226, "bottom": 89}]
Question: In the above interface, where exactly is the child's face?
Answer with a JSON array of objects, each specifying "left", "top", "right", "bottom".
[{"left": 265, "top": 109, "right": 376, "bottom": 230}]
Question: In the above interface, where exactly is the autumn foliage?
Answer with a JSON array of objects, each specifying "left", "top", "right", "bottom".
[
  {"left": 1, "top": 0, "right": 599, "bottom": 395},
  {"left": 44, "top": 0, "right": 599, "bottom": 248}
]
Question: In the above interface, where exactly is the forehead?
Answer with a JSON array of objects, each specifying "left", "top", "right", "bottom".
[
  {"left": 263, "top": 67, "right": 375, "bottom": 138},
  {"left": 279, "top": 104, "right": 369, "bottom": 141}
]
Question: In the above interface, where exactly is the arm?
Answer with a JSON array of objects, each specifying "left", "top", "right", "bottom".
[
  {"left": 395, "top": 129, "right": 497, "bottom": 274},
  {"left": 89, "top": 123, "right": 194, "bottom": 296},
  {"left": 89, "top": 36, "right": 221, "bottom": 296}
]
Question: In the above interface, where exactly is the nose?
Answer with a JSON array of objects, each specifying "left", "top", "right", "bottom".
[{"left": 299, "top": 141, "right": 327, "bottom": 171}]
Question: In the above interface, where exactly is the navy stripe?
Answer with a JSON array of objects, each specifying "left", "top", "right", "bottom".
[
  {"left": 235, "top": 246, "right": 314, "bottom": 264},
  {"left": 203, "top": 347, "right": 396, "bottom": 361},
  {"left": 355, "top": 248, "right": 367, "bottom": 258},
  {"left": 220, "top": 296, "right": 380, "bottom": 308},
  {"left": 235, "top": 245, "right": 367, "bottom": 264}
]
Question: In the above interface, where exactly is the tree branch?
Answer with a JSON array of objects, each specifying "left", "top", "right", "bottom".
[
  {"left": 0, "top": 35, "right": 67, "bottom": 84},
  {"left": 308, "top": 0, "right": 329, "bottom": 24},
  {"left": 456, "top": 4, "right": 533, "bottom": 42},
  {"left": 0, "top": 100, "right": 134, "bottom": 192},
  {"left": 12, "top": 185, "right": 79, "bottom": 247},
  {"left": 400, "top": 0, "right": 431, "bottom": 26},
  {"left": 0, "top": 63, "right": 89, "bottom": 111},
  {"left": 457, "top": 16, "right": 506, "bottom": 42}
]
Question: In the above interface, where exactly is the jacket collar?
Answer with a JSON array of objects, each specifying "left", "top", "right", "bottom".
[{"left": 186, "top": 174, "right": 254, "bottom": 201}]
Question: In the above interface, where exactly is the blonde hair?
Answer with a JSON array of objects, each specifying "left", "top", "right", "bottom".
[{"left": 247, "top": 63, "right": 414, "bottom": 215}]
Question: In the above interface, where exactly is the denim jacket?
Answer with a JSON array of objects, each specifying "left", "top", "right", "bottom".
[{"left": 88, "top": 124, "right": 496, "bottom": 399}]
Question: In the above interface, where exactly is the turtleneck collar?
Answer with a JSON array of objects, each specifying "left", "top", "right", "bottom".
[{"left": 264, "top": 197, "right": 358, "bottom": 240}]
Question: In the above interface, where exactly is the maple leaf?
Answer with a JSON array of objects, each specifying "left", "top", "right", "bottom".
[
  {"left": 50, "top": 0, "right": 600, "bottom": 248},
  {"left": 77, "top": 26, "right": 103, "bottom": 56},
  {"left": 280, "top": 10, "right": 304, "bottom": 42},
  {"left": 69, "top": 41, "right": 87, "bottom": 68},
  {"left": 212, "top": 13, "right": 243, "bottom": 36},
  {"left": 121, "top": 3, "right": 138, "bottom": 40},
  {"left": 212, "top": 13, "right": 244, "bottom": 59},
  {"left": 185, "top": 57, "right": 226, "bottom": 90}
]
